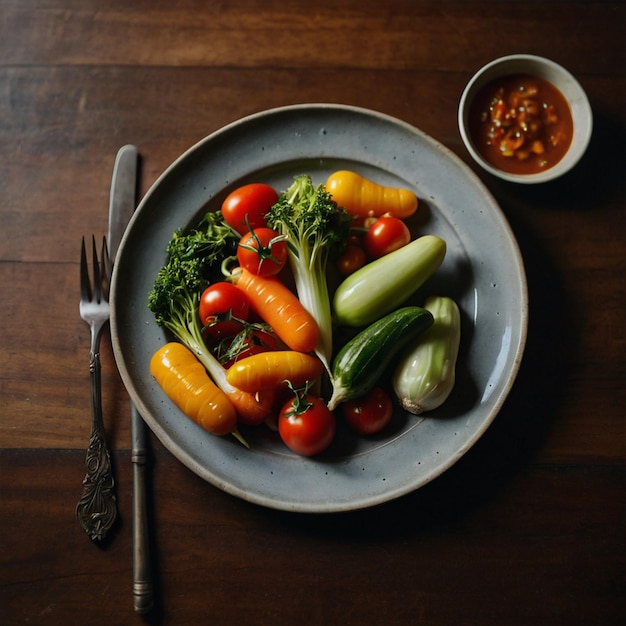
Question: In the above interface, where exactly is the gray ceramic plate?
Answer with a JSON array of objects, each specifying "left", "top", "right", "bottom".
[{"left": 111, "top": 104, "right": 528, "bottom": 513}]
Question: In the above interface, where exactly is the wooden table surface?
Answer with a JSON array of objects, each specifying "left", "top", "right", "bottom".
[{"left": 1, "top": 2, "right": 624, "bottom": 625}]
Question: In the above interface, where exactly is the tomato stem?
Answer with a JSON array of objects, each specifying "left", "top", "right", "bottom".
[
  {"left": 239, "top": 221, "right": 288, "bottom": 274},
  {"left": 221, "top": 256, "right": 239, "bottom": 279},
  {"left": 283, "top": 381, "right": 313, "bottom": 417},
  {"left": 213, "top": 320, "right": 275, "bottom": 365}
]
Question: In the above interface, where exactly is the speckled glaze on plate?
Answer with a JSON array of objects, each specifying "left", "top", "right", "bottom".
[{"left": 110, "top": 104, "right": 528, "bottom": 513}]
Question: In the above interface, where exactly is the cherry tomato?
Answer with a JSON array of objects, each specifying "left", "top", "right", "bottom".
[
  {"left": 237, "top": 227, "right": 289, "bottom": 277},
  {"left": 279, "top": 392, "right": 336, "bottom": 456},
  {"left": 218, "top": 328, "right": 282, "bottom": 368},
  {"left": 199, "top": 282, "right": 250, "bottom": 339},
  {"left": 341, "top": 387, "right": 393, "bottom": 435},
  {"left": 221, "top": 183, "right": 279, "bottom": 235},
  {"left": 364, "top": 216, "right": 411, "bottom": 259},
  {"left": 336, "top": 244, "right": 367, "bottom": 277},
  {"left": 246, "top": 328, "right": 281, "bottom": 352}
]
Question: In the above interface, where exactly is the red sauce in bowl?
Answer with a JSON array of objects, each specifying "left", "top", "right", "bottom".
[{"left": 468, "top": 74, "right": 573, "bottom": 175}]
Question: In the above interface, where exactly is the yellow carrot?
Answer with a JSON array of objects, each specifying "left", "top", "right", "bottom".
[
  {"left": 326, "top": 170, "right": 418, "bottom": 219},
  {"left": 226, "top": 350, "right": 323, "bottom": 392},
  {"left": 150, "top": 342, "right": 237, "bottom": 436}
]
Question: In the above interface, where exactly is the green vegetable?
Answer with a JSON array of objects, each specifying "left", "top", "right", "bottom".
[
  {"left": 150, "top": 211, "right": 239, "bottom": 315},
  {"left": 327, "top": 306, "right": 434, "bottom": 410},
  {"left": 147, "top": 211, "right": 248, "bottom": 446},
  {"left": 147, "top": 210, "right": 238, "bottom": 353},
  {"left": 392, "top": 296, "right": 461, "bottom": 415},
  {"left": 148, "top": 211, "right": 238, "bottom": 349},
  {"left": 266, "top": 174, "right": 352, "bottom": 373},
  {"left": 332, "top": 234, "right": 446, "bottom": 327}
]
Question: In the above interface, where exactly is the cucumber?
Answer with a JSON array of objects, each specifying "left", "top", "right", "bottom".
[
  {"left": 332, "top": 234, "right": 446, "bottom": 327},
  {"left": 327, "top": 306, "right": 434, "bottom": 410}
]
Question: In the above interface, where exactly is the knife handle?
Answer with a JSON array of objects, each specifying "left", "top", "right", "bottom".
[{"left": 131, "top": 402, "right": 154, "bottom": 614}]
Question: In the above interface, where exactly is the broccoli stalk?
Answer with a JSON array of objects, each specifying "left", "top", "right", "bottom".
[
  {"left": 149, "top": 279, "right": 206, "bottom": 369},
  {"left": 266, "top": 175, "right": 351, "bottom": 374},
  {"left": 148, "top": 212, "right": 249, "bottom": 446},
  {"left": 148, "top": 211, "right": 238, "bottom": 339}
]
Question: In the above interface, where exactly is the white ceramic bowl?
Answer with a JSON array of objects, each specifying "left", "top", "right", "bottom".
[{"left": 458, "top": 54, "right": 593, "bottom": 184}]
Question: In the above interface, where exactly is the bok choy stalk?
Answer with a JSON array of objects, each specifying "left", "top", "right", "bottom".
[
  {"left": 392, "top": 296, "right": 461, "bottom": 414},
  {"left": 266, "top": 175, "right": 352, "bottom": 373}
]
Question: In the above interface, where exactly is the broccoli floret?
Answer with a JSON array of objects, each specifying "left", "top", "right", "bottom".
[
  {"left": 147, "top": 210, "right": 239, "bottom": 377},
  {"left": 148, "top": 210, "right": 238, "bottom": 327}
]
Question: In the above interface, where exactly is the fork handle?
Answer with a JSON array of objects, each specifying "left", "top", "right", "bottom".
[{"left": 76, "top": 349, "right": 118, "bottom": 541}]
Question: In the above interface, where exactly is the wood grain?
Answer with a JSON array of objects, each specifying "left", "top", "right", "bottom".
[
  {"left": 1, "top": 449, "right": 624, "bottom": 626},
  {"left": 2, "top": 1, "right": 623, "bottom": 73}
]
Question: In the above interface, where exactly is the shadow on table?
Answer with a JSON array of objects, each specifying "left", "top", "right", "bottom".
[{"left": 263, "top": 111, "right": 625, "bottom": 541}]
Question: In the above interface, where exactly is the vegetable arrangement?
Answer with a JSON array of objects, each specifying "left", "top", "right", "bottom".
[
  {"left": 265, "top": 175, "right": 352, "bottom": 373},
  {"left": 148, "top": 170, "right": 461, "bottom": 455}
]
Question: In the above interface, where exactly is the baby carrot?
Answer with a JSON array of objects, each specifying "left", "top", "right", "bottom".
[
  {"left": 231, "top": 267, "right": 320, "bottom": 353},
  {"left": 325, "top": 170, "right": 418, "bottom": 219},
  {"left": 150, "top": 342, "right": 237, "bottom": 436},
  {"left": 226, "top": 350, "right": 324, "bottom": 392}
]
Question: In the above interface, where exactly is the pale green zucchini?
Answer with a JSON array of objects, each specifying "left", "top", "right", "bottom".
[{"left": 332, "top": 234, "right": 446, "bottom": 327}]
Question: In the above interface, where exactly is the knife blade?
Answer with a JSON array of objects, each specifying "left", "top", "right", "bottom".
[
  {"left": 108, "top": 144, "right": 138, "bottom": 262},
  {"left": 107, "top": 145, "right": 154, "bottom": 615}
]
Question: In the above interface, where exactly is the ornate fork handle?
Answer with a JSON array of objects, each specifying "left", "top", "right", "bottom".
[{"left": 76, "top": 341, "right": 117, "bottom": 541}]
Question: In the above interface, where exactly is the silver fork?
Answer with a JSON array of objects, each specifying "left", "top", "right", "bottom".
[{"left": 76, "top": 235, "right": 118, "bottom": 541}]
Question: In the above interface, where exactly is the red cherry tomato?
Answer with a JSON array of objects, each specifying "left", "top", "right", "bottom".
[
  {"left": 341, "top": 387, "right": 393, "bottom": 435},
  {"left": 221, "top": 183, "right": 279, "bottom": 235},
  {"left": 279, "top": 393, "right": 336, "bottom": 456},
  {"left": 364, "top": 216, "right": 411, "bottom": 259},
  {"left": 237, "top": 227, "right": 289, "bottom": 277},
  {"left": 218, "top": 328, "right": 282, "bottom": 368},
  {"left": 336, "top": 244, "right": 367, "bottom": 277},
  {"left": 199, "top": 282, "right": 250, "bottom": 339}
]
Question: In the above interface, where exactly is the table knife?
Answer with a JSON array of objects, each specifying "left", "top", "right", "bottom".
[
  {"left": 108, "top": 145, "right": 138, "bottom": 263},
  {"left": 107, "top": 145, "right": 155, "bottom": 615}
]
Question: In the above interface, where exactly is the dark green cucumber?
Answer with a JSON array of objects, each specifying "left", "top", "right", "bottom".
[{"left": 327, "top": 306, "right": 434, "bottom": 410}]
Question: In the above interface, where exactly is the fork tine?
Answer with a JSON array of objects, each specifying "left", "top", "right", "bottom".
[
  {"left": 91, "top": 234, "right": 103, "bottom": 304},
  {"left": 80, "top": 236, "right": 92, "bottom": 302}
]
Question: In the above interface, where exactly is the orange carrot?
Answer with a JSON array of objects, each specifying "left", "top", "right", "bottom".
[
  {"left": 226, "top": 386, "right": 276, "bottom": 426},
  {"left": 226, "top": 350, "right": 324, "bottom": 392},
  {"left": 150, "top": 342, "right": 237, "bottom": 436},
  {"left": 231, "top": 267, "right": 319, "bottom": 353}
]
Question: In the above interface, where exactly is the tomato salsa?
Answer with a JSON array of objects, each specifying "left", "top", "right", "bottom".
[{"left": 468, "top": 74, "right": 573, "bottom": 175}]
